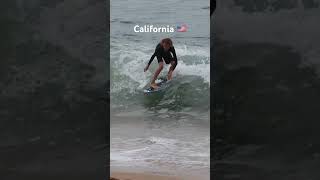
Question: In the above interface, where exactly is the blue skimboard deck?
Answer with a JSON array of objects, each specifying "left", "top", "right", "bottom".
[{"left": 143, "top": 77, "right": 171, "bottom": 94}]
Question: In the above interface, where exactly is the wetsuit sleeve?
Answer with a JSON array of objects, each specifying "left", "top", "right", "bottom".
[
  {"left": 148, "top": 52, "right": 156, "bottom": 66},
  {"left": 148, "top": 44, "right": 161, "bottom": 66},
  {"left": 171, "top": 46, "right": 178, "bottom": 62},
  {"left": 170, "top": 46, "right": 178, "bottom": 70}
]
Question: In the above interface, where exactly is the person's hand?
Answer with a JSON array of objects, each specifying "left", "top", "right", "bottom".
[{"left": 144, "top": 65, "right": 149, "bottom": 72}]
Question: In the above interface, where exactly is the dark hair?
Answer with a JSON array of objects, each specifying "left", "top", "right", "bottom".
[{"left": 161, "top": 38, "right": 173, "bottom": 47}]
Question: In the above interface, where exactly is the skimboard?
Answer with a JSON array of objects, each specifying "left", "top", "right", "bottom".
[{"left": 143, "top": 77, "right": 171, "bottom": 94}]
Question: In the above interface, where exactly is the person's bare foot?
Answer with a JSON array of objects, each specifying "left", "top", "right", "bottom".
[{"left": 150, "top": 82, "right": 158, "bottom": 89}]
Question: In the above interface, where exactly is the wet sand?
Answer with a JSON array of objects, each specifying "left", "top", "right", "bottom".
[
  {"left": 110, "top": 172, "right": 201, "bottom": 180},
  {"left": 111, "top": 172, "right": 182, "bottom": 180}
]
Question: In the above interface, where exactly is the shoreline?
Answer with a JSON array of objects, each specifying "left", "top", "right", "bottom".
[
  {"left": 111, "top": 172, "right": 182, "bottom": 180},
  {"left": 110, "top": 171, "right": 202, "bottom": 180},
  {"left": 110, "top": 166, "right": 209, "bottom": 180}
]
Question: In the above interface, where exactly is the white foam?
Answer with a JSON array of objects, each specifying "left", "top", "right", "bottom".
[
  {"left": 111, "top": 136, "right": 210, "bottom": 166},
  {"left": 175, "top": 61, "right": 210, "bottom": 83}
]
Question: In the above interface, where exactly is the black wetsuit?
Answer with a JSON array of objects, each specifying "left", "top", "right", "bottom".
[{"left": 148, "top": 43, "right": 178, "bottom": 70}]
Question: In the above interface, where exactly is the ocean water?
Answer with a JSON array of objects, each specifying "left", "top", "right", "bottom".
[{"left": 110, "top": 0, "right": 210, "bottom": 178}]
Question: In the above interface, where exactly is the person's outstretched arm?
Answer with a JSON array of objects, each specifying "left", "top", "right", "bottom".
[
  {"left": 144, "top": 44, "right": 160, "bottom": 72},
  {"left": 144, "top": 52, "right": 156, "bottom": 72},
  {"left": 171, "top": 46, "right": 178, "bottom": 69},
  {"left": 148, "top": 52, "right": 156, "bottom": 66},
  {"left": 171, "top": 46, "right": 177, "bottom": 61}
]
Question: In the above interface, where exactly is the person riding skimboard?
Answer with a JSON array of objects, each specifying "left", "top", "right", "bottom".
[{"left": 144, "top": 38, "right": 178, "bottom": 89}]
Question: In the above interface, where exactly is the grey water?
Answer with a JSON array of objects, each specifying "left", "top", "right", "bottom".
[{"left": 110, "top": 0, "right": 210, "bottom": 178}]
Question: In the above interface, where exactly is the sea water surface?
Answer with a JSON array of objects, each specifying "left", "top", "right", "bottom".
[{"left": 110, "top": 0, "right": 210, "bottom": 178}]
